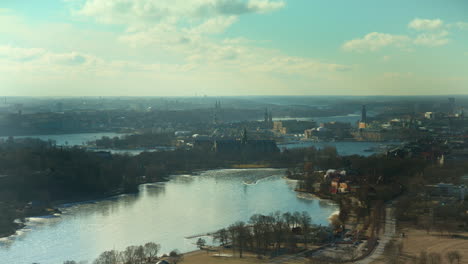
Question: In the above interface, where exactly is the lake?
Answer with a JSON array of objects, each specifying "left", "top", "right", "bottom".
[
  {"left": 278, "top": 141, "right": 400, "bottom": 156},
  {"left": 0, "top": 132, "right": 125, "bottom": 146},
  {"left": 0, "top": 169, "right": 338, "bottom": 264}
]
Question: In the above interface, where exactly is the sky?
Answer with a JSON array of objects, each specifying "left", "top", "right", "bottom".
[{"left": 0, "top": 0, "right": 467, "bottom": 96}]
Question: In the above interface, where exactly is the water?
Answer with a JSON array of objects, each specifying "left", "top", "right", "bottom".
[
  {"left": 0, "top": 169, "right": 338, "bottom": 264},
  {"left": 271, "top": 112, "right": 377, "bottom": 127},
  {"left": 278, "top": 141, "right": 399, "bottom": 156},
  {"left": 0, "top": 132, "right": 125, "bottom": 146},
  {"left": 272, "top": 114, "right": 361, "bottom": 127}
]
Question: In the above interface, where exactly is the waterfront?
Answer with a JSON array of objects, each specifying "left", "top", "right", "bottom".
[
  {"left": 0, "top": 169, "right": 338, "bottom": 264},
  {"left": 0, "top": 132, "right": 125, "bottom": 146},
  {"left": 278, "top": 141, "right": 400, "bottom": 156}
]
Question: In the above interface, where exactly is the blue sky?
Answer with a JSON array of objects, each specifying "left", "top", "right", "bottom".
[{"left": 0, "top": 0, "right": 467, "bottom": 96}]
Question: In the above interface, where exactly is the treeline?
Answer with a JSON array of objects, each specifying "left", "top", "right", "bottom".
[
  {"left": 62, "top": 242, "right": 184, "bottom": 264},
  {"left": 2, "top": 136, "right": 437, "bottom": 238},
  {"left": 0, "top": 138, "right": 146, "bottom": 202},
  {"left": 291, "top": 149, "right": 428, "bottom": 201},
  {"left": 213, "top": 211, "right": 332, "bottom": 258},
  {"left": 93, "top": 133, "right": 174, "bottom": 149},
  {"left": 0, "top": 138, "right": 343, "bottom": 237}
]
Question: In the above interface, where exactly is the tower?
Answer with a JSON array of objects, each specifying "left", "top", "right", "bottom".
[
  {"left": 241, "top": 128, "right": 248, "bottom": 144},
  {"left": 358, "top": 105, "right": 367, "bottom": 129},
  {"left": 213, "top": 101, "right": 220, "bottom": 124},
  {"left": 448, "top": 97, "right": 455, "bottom": 115},
  {"left": 361, "top": 105, "right": 367, "bottom": 124}
]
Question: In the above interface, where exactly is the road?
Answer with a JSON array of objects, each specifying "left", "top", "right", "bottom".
[
  {"left": 268, "top": 203, "right": 397, "bottom": 264},
  {"left": 354, "top": 205, "right": 396, "bottom": 264}
]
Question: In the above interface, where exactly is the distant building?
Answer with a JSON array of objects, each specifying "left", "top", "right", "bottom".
[
  {"left": 425, "top": 112, "right": 435, "bottom": 119},
  {"left": 213, "top": 100, "right": 222, "bottom": 124},
  {"left": 273, "top": 121, "right": 287, "bottom": 134},
  {"left": 361, "top": 105, "right": 367, "bottom": 124},
  {"left": 426, "top": 183, "right": 467, "bottom": 200},
  {"left": 213, "top": 128, "right": 279, "bottom": 154},
  {"left": 174, "top": 131, "right": 192, "bottom": 137},
  {"left": 264, "top": 108, "right": 273, "bottom": 129},
  {"left": 448, "top": 97, "right": 455, "bottom": 114}
]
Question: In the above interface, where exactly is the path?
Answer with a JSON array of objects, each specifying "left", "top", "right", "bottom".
[{"left": 354, "top": 205, "right": 396, "bottom": 264}]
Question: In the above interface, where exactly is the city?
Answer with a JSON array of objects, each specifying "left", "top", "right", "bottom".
[{"left": 1, "top": 1, "right": 467, "bottom": 264}]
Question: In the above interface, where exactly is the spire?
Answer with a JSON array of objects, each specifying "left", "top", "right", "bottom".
[
  {"left": 241, "top": 128, "right": 248, "bottom": 144},
  {"left": 361, "top": 105, "right": 367, "bottom": 124}
]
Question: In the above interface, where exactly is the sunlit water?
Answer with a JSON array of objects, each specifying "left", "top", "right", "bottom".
[
  {"left": 0, "top": 169, "right": 338, "bottom": 264},
  {"left": 0, "top": 132, "right": 125, "bottom": 146},
  {"left": 278, "top": 141, "right": 400, "bottom": 156}
]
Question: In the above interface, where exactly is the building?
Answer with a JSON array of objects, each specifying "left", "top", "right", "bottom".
[
  {"left": 361, "top": 105, "right": 367, "bottom": 124},
  {"left": 424, "top": 112, "right": 435, "bottom": 119},
  {"left": 213, "top": 128, "right": 279, "bottom": 154},
  {"left": 264, "top": 108, "right": 273, "bottom": 128},
  {"left": 273, "top": 121, "right": 287, "bottom": 134},
  {"left": 426, "top": 183, "right": 467, "bottom": 200}
]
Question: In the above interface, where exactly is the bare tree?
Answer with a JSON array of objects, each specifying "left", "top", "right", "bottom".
[
  {"left": 418, "top": 251, "right": 428, "bottom": 264},
  {"left": 134, "top": 245, "right": 145, "bottom": 264},
  {"left": 300, "top": 211, "right": 313, "bottom": 247},
  {"left": 93, "top": 250, "right": 120, "bottom": 264},
  {"left": 428, "top": 252, "right": 441, "bottom": 264},
  {"left": 446, "top": 251, "right": 462, "bottom": 264},
  {"left": 121, "top": 245, "right": 139, "bottom": 264},
  {"left": 143, "top": 242, "right": 160, "bottom": 263},
  {"left": 228, "top": 221, "right": 248, "bottom": 258},
  {"left": 169, "top": 250, "right": 184, "bottom": 264},
  {"left": 213, "top": 228, "right": 228, "bottom": 247}
]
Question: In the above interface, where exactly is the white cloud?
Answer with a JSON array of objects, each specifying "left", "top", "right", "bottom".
[
  {"left": 454, "top": 22, "right": 468, "bottom": 30},
  {"left": 75, "top": 0, "right": 284, "bottom": 26},
  {"left": 343, "top": 18, "right": 456, "bottom": 52},
  {"left": 413, "top": 30, "right": 449, "bottom": 47},
  {"left": 190, "top": 16, "right": 238, "bottom": 34},
  {"left": 341, "top": 32, "right": 410, "bottom": 52},
  {"left": 0, "top": 45, "right": 99, "bottom": 69},
  {"left": 408, "top": 18, "right": 444, "bottom": 31},
  {"left": 0, "top": 45, "right": 46, "bottom": 61}
]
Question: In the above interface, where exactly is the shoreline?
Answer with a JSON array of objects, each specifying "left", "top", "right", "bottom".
[
  {"left": 0, "top": 179, "right": 169, "bottom": 240},
  {"left": 1, "top": 166, "right": 283, "bottom": 240}
]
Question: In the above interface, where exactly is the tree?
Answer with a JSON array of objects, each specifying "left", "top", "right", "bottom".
[
  {"left": 121, "top": 245, "right": 139, "bottom": 264},
  {"left": 299, "top": 211, "right": 313, "bottom": 247},
  {"left": 134, "top": 245, "right": 145, "bottom": 264},
  {"left": 428, "top": 252, "right": 441, "bottom": 264},
  {"left": 93, "top": 250, "right": 120, "bottom": 264},
  {"left": 196, "top": 238, "right": 208, "bottom": 254},
  {"left": 169, "top": 250, "right": 184, "bottom": 264},
  {"left": 418, "top": 251, "right": 428, "bottom": 264},
  {"left": 228, "top": 221, "right": 248, "bottom": 258},
  {"left": 143, "top": 242, "right": 160, "bottom": 262},
  {"left": 213, "top": 228, "right": 228, "bottom": 247},
  {"left": 196, "top": 238, "right": 206, "bottom": 249},
  {"left": 446, "top": 251, "right": 461, "bottom": 264}
]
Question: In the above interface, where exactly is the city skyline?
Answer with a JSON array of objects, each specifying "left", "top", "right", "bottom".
[{"left": 1, "top": 0, "right": 468, "bottom": 96}]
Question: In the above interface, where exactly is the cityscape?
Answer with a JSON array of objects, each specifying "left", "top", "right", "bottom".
[{"left": 1, "top": 1, "right": 468, "bottom": 264}]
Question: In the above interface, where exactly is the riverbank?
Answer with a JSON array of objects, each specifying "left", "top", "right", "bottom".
[
  {"left": 180, "top": 249, "right": 269, "bottom": 264},
  {"left": 370, "top": 225, "right": 468, "bottom": 264},
  {"left": 0, "top": 177, "right": 171, "bottom": 240}
]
